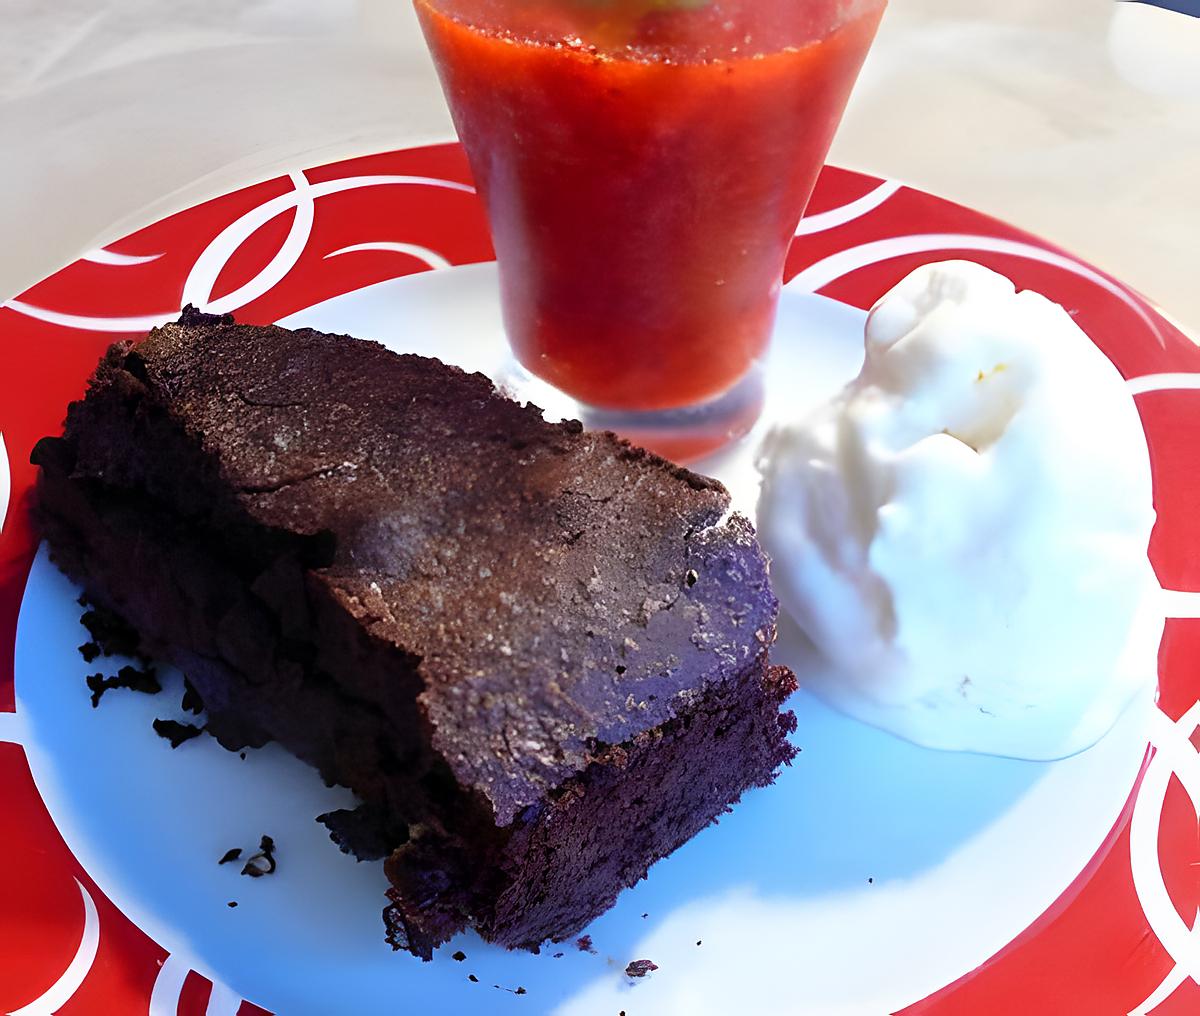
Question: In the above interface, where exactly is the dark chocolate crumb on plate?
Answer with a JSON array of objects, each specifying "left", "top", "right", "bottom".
[
  {"left": 553, "top": 952, "right": 564, "bottom": 959},
  {"left": 696, "top": 940, "right": 702, "bottom": 946},
  {"left": 868, "top": 877, "right": 874, "bottom": 884},
  {"left": 218, "top": 848, "right": 242, "bottom": 865},
  {"left": 468, "top": 975, "right": 478, "bottom": 983},
  {"left": 79, "top": 642, "right": 101, "bottom": 663},
  {"left": 239, "top": 752, "right": 246, "bottom": 761},
  {"left": 84, "top": 673, "right": 106, "bottom": 706},
  {"left": 576, "top": 934, "right": 596, "bottom": 954},
  {"left": 181, "top": 679, "right": 204, "bottom": 715},
  {"left": 152, "top": 718, "right": 203, "bottom": 748},
  {"left": 493, "top": 985, "right": 527, "bottom": 996},
  {"left": 625, "top": 959, "right": 658, "bottom": 979},
  {"left": 641, "top": 912, "right": 648, "bottom": 919},
  {"left": 77, "top": 594, "right": 89, "bottom": 607},
  {"left": 451, "top": 950, "right": 466, "bottom": 962},
  {"left": 227, "top": 901, "right": 238, "bottom": 908},
  {"left": 87, "top": 666, "right": 161, "bottom": 707},
  {"left": 241, "top": 835, "right": 277, "bottom": 877}
]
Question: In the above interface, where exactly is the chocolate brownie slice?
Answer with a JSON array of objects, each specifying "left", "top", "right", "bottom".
[{"left": 32, "top": 307, "right": 797, "bottom": 958}]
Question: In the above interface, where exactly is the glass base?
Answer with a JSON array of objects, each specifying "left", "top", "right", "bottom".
[{"left": 495, "top": 361, "right": 765, "bottom": 464}]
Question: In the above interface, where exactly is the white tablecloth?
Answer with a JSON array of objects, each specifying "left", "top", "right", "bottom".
[{"left": 2, "top": 0, "right": 1197, "bottom": 328}]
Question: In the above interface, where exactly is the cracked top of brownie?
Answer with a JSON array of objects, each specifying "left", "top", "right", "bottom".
[{"left": 63, "top": 307, "right": 780, "bottom": 824}]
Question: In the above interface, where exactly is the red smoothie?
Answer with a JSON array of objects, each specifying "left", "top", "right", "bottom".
[{"left": 416, "top": 0, "right": 885, "bottom": 412}]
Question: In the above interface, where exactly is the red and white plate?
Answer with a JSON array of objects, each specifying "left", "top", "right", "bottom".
[{"left": 1, "top": 143, "right": 1197, "bottom": 1016}]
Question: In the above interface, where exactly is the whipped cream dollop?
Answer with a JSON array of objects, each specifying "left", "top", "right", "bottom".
[{"left": 757, "top": 261, "right": 1161, "bottom": 759}]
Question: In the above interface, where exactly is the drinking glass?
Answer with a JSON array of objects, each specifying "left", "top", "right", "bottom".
[{"left": 415, "top": 0, "right": 886, "bottom": 460}]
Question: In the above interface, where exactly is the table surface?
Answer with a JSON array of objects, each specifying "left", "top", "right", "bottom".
[{"left": 1, "top": 0, "right": 1197, "bottom": 330}]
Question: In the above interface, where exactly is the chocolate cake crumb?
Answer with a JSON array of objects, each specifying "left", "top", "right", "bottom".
[
  {"left": 227, "top": 901, "right": 238, "bottom": 908},
  {"left": 868, "top": 877, "right": 874, "bottom": 884},
  {"left": 181, "top": 679, "right": 204, "bottom": 715},
  {"left": 152, "top": 718, "right": 202, "bottom": 747},
  {"left": 641, "top": 912, "right": 648, "bottom": 919},
  {"left": 493, "top": 984, "right": 526, "bottom": 995},
  {"left": 576, "top": 935, "right": 596, "bottom": 954},
  {"left": 696, "top": 940, "right": 702, "bottom": 946},
  {"left": 241, "top": 835, "right": 277, "bottom": 877},
  {"left": 84, "top": 673, "right": 106, "bottom": 706},
  {"left": 87, "top": 665, "right": 161, "bottom": 707},
  {"left": 553, "top": 952, "right": 564, "bottom": 959},
  {"left": 625, "top": 959, "right": 658, "bottom": 979},
  {"left": 451, "top": 950, "right": 466, "bottom": 962},
  {"left": 218, "top": 848, "right": 242, "bottom": 865},
  {"left": 468, "top": 974, "right": 479, "bottom": 983},
  {"left": 79, "top": 642, "right": 101, "bottom": 663},
  {"left": 77, "top": 594, "right": 89, "bottom": 607},
  {"left": 239, "top": 752, "right": 246, "bottom": 760}
]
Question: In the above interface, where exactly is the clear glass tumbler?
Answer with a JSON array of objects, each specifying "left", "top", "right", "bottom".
[{"left": 415, "top": 0, "right": 886, "bottom": 460}]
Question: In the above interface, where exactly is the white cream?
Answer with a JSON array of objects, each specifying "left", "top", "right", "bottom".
[{"left": 757, "top": 261, "right": 1161, "bottom": 759}]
